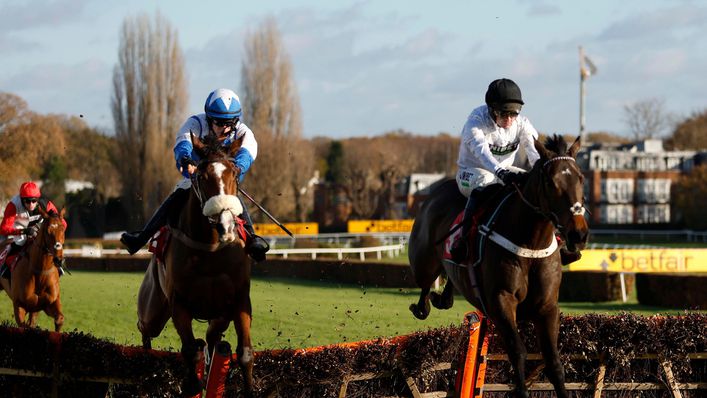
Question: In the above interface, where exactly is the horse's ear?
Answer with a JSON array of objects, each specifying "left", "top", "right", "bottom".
[
  {"left": 568, "top": 136, "right": 581, "bottom": 158},
  {"left": 533, "top": 138, "right": 553, "bottom": 160},
  {"left": 228, "top": 136, "right": 244, "bottom": 158},
  {"left": 191, "top": 132, "right": 206, "bottom": 158},
  {"left": 38, "top": 205, "right": 49, "bottom": 219},
  {"left": 60, "top": 207, "right": 67, "bottom": 219}
]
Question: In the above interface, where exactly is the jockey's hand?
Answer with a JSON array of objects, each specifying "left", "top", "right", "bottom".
[
  {"left": 495, "top": 168, "right": 522, "bottom": 186},
  {"left": 179, "top": 156, "right": 197, "bottom": 176},
  {"left": 24, "top": 224, "right": 40, "bottom": 239}
]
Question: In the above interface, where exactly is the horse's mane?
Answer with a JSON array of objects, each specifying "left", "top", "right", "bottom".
[
  {"left": 543, "top": 134, "right": 569, "bottom": 156},
  {"left": 199, "top": 134, "right": 227, "bottom": 159}
]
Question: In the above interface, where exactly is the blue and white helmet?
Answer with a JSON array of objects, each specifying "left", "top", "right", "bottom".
[{"left": 204, "top": 88, "right": 242, "bottom": 120}]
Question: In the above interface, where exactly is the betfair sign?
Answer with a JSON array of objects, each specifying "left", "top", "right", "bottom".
[
  {"left": 348, "top": 220, "right": 415, "bottom": 233},
  {"left": 253, "top": 223, "right": 318, "bottom": 236},
  {"left": 568, "top": 249, "right": 707, "bottom": 273}
]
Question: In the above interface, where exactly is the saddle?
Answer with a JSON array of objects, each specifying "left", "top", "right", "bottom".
[
  {"left": 148, "top": 218, "right": 248, "bottom": 265},
  {"left": 443, "top": 184, "right": 509, "bottom": 265}
]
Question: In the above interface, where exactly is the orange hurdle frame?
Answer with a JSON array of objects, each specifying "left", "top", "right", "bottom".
[{"left": 455, "top": 310, "right": 489, "bottom": 398}]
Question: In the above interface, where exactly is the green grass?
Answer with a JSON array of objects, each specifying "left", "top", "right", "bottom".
[{"left": 0, "top": 271, "right": 698, "bottom": 352}]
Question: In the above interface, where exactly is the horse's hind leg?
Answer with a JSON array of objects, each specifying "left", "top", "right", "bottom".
[
  {"left": 430, "top": 277, "right": 455, "bottom": 310},
  {"left": 137, "top": 258, "right": 170, "bottom": 349},
  {"left": 206, "top": 319, "right": 230, "bottom": 366},
  {"left": 232, "top": 293, "right": 254, "bottom": 397},
  {"left": 534, "top": 306, "right": 568, "bottom": 398},
  {"left": 409, "top": 286, "right": 431, "bottom": 320}
]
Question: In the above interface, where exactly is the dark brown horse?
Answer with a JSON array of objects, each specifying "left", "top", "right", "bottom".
[
  {"left": 137, "top": 133, "right": 254, "bottom": 396},
  {"left": 0, "top": 207, "right": 66, "bottom": 331},
  {"left": 409, "top": 136, "right": 588, "bottom": 398}
]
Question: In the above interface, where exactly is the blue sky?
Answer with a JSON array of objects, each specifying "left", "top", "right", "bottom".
[{"left": 1, "top": 0, "right": 706, "bottom": 139}]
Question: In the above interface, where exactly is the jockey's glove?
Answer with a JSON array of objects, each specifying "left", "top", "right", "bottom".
[
  {"left": 24, "top": 224, "right": 40, "bottom": 239},
  {"left": 179, "top": 155, "right": 196, "bottom": 170},
  {"left": 495, "top": 168, "right": 522, "bottom": 186}
]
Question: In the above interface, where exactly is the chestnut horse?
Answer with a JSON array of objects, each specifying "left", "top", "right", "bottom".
[
  {"left": 137, "top": 133, "right": 254, "bottom": 396},
  {"left": 0, "top": 207, "right": 66, "bottom": 331},
  {"left": 408, "top": 136, "right": 588, "bottom": 398}
]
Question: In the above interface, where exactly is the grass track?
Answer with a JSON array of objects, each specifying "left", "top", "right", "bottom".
[{"left": 0, "top": 271, "right": 697, "bottom": 351}]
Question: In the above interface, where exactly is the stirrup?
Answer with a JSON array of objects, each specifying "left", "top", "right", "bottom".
[{"left": 120, "top": 232, "right": 146, "bottom": 255}]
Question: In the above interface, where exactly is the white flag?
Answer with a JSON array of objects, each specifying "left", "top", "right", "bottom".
[{"left": 582, "top": 55, "right": 598, "bottom": 77}]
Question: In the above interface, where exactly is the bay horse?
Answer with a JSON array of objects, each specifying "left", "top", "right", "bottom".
[
  {"left": 408, "top": 135, "right": 588, "bottom": 398},
  {"left": 0, "top": 207, "right": 66, "bottom": 331},
  {"left": 137, "top": 133, "right": 254, "bottom": 396}
]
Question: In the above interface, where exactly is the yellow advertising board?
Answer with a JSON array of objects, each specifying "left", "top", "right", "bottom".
[
  {"left": 347, "top": 220, "right": 414, "bottom": 233},
  {"left": 253, "top": 223, "right": 318, "bottom": 236},
  {"left": 568, "top": 249, "right": 707, "bottom": 273}
]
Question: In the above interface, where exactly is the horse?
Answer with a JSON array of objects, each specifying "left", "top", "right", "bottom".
[
  {"left": 136, "top": 133, "right": 255, "bottom": 396},
  {"left": 0, "top": 207, "right": 66, "bottom": 331},
  {"left": 408, "top": 135, "right": 588, "bottom": 398}
]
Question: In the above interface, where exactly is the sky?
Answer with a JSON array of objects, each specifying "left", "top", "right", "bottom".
[{"left": 1, "top": 0, "right": 706, "bottom": 139}]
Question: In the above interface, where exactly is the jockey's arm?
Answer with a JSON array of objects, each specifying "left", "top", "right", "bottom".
[
  {"left": 0, "top": 202, "right": 22, "bottom": 236},
  {"left": 519, "top": 118, "right": 541, "bottom": 167},
  {"left": 467, "top": 126, "right": 503, "bottom": 175},
  {"left": 231, "top": 124, "right": 258, "bottom": 182}
]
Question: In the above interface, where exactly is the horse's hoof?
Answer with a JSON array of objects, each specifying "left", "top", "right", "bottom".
[
  {"left": 181, "top": 376, "right": 203, "bottom": 396},
  {"left": 409, "top": 303, "right": 429, "bottom": 320},
  {"left": 430, "top": 292, "right": 454, "bottom": 310}
]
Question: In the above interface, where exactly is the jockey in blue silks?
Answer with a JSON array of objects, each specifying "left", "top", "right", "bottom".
[{"left": 121, "top": 88, "right": 269, "bottom": 261}]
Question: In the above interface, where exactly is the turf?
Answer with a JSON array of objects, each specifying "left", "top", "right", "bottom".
[{"left": 0, "top": 271, "right": 696, "bottom": 352}]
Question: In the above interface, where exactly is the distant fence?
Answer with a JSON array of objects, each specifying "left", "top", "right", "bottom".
[{"left": 64, "top": 242, "right": 407, "bottom": 261}]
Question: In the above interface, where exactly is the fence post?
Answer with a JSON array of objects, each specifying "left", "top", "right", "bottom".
[
  {"left": 456, "top": 311, "right": 488, "bottom": 398},
  {"left": 204, "top": 341, "right": 232, "bottom": 398}
]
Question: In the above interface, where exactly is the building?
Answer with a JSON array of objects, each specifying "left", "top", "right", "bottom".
[
  {"left": 577, "top": 139, "right": 696, "bottom": 225},
  {"left": 396, "top": 173, "right": 446, "bottom": 217}
]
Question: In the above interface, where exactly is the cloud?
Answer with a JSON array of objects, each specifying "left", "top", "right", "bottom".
[
  {"left": 1, "top": 58, "right": 113, "bottom": 128},
  {"left": 526, "top": 3, "right": 562, "bottom": 17},
  {"left": 0, "top": 0, "right": 91, "bottom": 33},
  {"left": 598, "top": 4, "right": 707, "bottom": 42}
]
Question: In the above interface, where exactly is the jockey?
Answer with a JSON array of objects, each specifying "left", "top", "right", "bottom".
[
  {"left": 0, "top": 181, "right": 67, "bottom": 278},
  {"left": 120, "top": 88, "right": 269, "bottom": 262},
  {"left": 449, "top": 78, "right": 582, "bottom": 265},
  {"left": 449, "top": 78, "right": 540, "bottom": 264}
]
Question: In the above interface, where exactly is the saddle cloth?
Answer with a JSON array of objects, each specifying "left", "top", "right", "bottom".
[
  {"left": 0, "top": 244, "right": 22, "bottom": 272},
  {"left": 148, "top": 218, "right": 248, "bottom": 264}
]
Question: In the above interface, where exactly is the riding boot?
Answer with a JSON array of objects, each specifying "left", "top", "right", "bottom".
[
  {"left": 120, "top": 188, "right": 190, "bottom": 255},
  {"left": 238, "top": 197, "right": 269, "bottom": 263},
  {"left": 450, "top": 192, "right": 479, "bottom": 264},
  {"left": 0, "top": 263, "right": 8, "bottom": 280},
  {"left": 560, "top": 248, "right": 582, "bottom": 265}
]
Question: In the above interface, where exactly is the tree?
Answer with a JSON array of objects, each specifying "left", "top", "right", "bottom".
[
  {"left": 324, "top": 141, "right": 345, "bottom": 184},
  {"left": 665, "top": 109, "right": 707, "bottom": 150},
  {"left": 111, "top": 12, "right": 187, "bottom": 228},
  {"left": 673, "top": 165, "right": 707, "bottom": 229},
  {"left": 623, "top": 98, "right": 670, "bottom": 140},
  {"left": 241, "top": 18, "right": 313, "bottom": 222}
]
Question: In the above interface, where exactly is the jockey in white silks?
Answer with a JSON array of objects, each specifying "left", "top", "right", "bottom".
[
  {"left": 449, "top": 78, "right": 540, "bottom": 264},
  {"left": 450, "top": 78, "right": 583, "bottom": 265},
  {"left": 120, "top": 88, "right": 269, "bottom": 262}
]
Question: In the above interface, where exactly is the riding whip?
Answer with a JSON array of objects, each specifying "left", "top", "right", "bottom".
[{"left": 238, "top": 188, "right": 294, "bottom": 237}]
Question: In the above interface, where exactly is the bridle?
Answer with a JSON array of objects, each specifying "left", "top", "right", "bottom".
[
  {"left": 33, "top": 218, "right": 65, "bottom": 273},
  {"left": 189, "top": 157, "right": 240, "bottom": 228},
  {"left": 512, "top": 155, "right": 586, "bottom": 232}
]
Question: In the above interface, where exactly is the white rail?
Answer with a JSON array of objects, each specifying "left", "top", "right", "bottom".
[{"left": 63, "top": 243, "right": 407, "bottom": 261}]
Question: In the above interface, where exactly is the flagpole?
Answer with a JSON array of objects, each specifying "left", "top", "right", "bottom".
[{"left": 579, "top": 46, "right": 586, "bottom": 143}]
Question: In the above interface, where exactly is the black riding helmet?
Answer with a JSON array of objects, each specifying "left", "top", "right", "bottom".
[{"left": 485, "top": 78, "right": 524, "bottom": 113}]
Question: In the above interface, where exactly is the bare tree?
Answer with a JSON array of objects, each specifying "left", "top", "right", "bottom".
[
  {"left": 623, "top": 98, "right": 670, "bottom": 140},
  {"left": 111, "top": 13, "right": 187, "bottom": 228},
  {"left": 241, "top": 18, "right": 312, "bottom": 222}
]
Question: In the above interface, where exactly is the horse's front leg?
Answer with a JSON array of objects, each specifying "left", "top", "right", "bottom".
[
  {"left": 490, "top": 291, "right": 529, "bottom": 398},
  {"left": 233, "top": 293, "right": 254, "bottom": 397},
  {"left": 44, "top": 298, "right": 64, "bottom": 332},
  {"left": 534, "top": 305, "right": 568, "bottom": 398},
  {"left": 13, "top": 304, "right": 28, "bottom": 327},
  {"left": 172, "top": 302, "right": 202, "bottom": 396}
]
